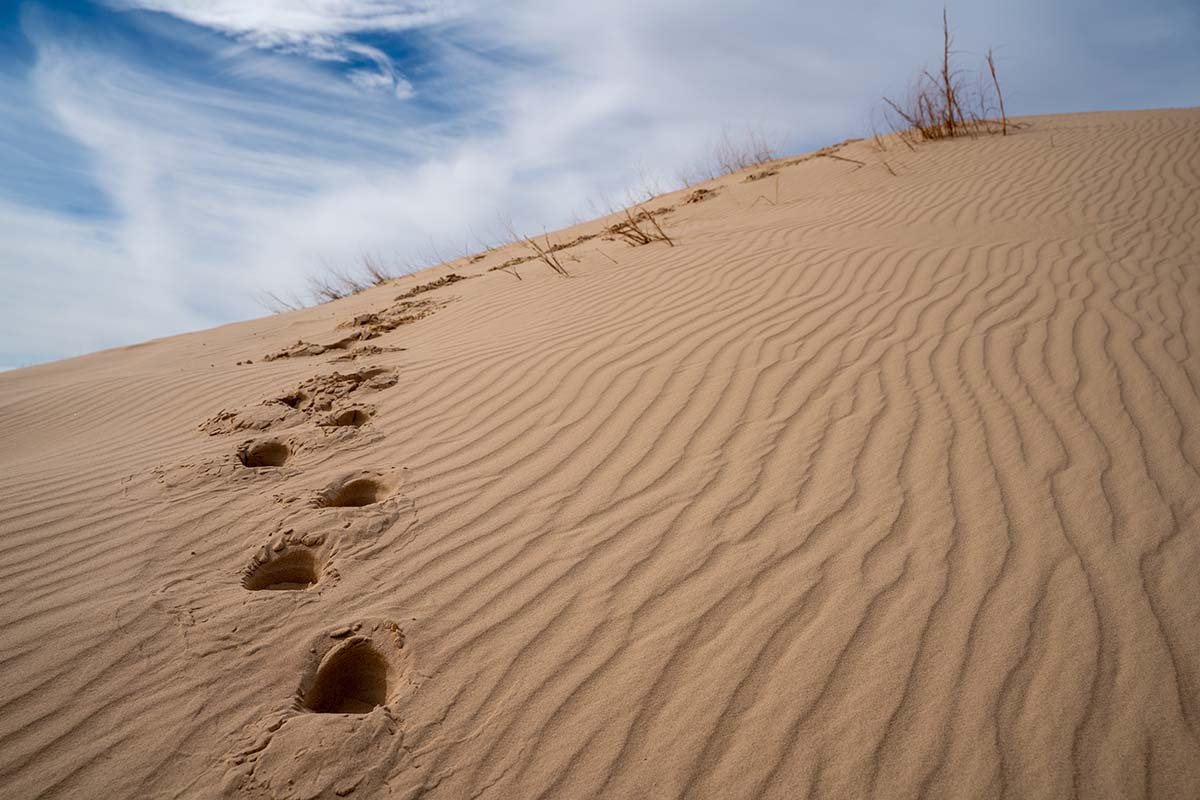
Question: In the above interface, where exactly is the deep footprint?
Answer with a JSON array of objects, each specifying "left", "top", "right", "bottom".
[
  {"left": 238, "top": 440, "right": 290, "bottom": 468},
  {"left": 278, "top": 392, "right": 307, "bottom": 409},
  {"left": 243, "top": 546, "right": 322, "bottom": 590},
  {"left": 303, "top": 639, "right": 391, "bottom": 714},
  {"left": 327, "top": 408, "right": 370, "bottom": 428},
  {"left": 322, "top": 478, "right": 383, "bottom": 508}
]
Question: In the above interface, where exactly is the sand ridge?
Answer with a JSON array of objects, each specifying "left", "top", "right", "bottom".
[{"left": 1, "top": 108, "right": 1199, "bottom": 798}]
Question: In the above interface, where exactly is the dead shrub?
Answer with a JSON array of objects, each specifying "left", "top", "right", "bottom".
[
  {"left": 881, "top": 10, "right": 1009, "bottom": 147},
  {"left": 499, "top": 221, "right": 571, "bottom": 278},
  {"left": 678, "top": 127, "right": 777, "bottom": 186},
  {"left": 606, "top": 207, "right": 674, "bottom": 248}
]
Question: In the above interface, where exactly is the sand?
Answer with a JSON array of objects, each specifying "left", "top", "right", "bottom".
[{"left": 1, "top": 108, "right": 1198, "bottom": 799}]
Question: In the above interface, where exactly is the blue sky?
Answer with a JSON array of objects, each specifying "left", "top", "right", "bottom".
[{"left": 1, "top": 0, "right": 1197, "bottom": 369}]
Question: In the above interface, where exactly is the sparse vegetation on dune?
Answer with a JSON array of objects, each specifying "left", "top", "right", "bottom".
[
  {"left": 880, "top": 10, "right": 1009, "bottom": 148},
  {"left": 518, "top": 231, "right": 572, "bottom": 278},
  {"left": 307, "top": 267, "right": 370, "bottom": 305},
  {"left": 678, "top": 127, "right": 777, "bottom": 186},
  {"left": 607, "top": 206, "right": 674, "bottom": 247},
  {"left": 259, "top": 251, "right": 441, "bottom": 312},
  {"left": 264, "top": 12, "right": 1017, "bottom": 312},
  {"left": 259, "top": 254, "right": 404, "bottom": 312}
]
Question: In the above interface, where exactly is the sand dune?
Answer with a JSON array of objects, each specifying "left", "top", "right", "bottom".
[{"left": 1, "top": 108, "right": 1199, "bottom": 799}]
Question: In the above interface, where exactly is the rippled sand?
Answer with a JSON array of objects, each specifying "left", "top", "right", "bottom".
[{"left": 2, "top": 108, "right": 1198, "bottom": 799}]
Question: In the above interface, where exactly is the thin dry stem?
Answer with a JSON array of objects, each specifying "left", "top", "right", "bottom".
[{"left": 986, "top": 49, "right": 1007, "bottom": 135}]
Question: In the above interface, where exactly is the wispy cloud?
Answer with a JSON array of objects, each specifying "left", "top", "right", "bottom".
[
  {"left": 107, "top": 0, "right": 445, "bottom": 38},
  {"left": 107, "top": 0, "right": 447, "bottom": 97}
]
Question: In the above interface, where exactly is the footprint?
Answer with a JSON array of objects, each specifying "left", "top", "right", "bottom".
[
  {"left": 243, "top": 543, "right": 325, "bottom": 591},
  {"left": 300, "top": 622, "right": 407, "bottom": 715},
  {"left": 199, "top": 402, "right": 299, "bottom": 436},
  {"left": 263, "top": 334, "right": 362, "bottom": 362},
  {"left": 264, "top": 278, "right": 467, "bottom": 364},
  {"left": 237, "top": 439, "right": 291, "bottom": 468},
  {"left": 329, "top": 343, "right": 406, "bottom": 364},
  {"left": 200, "top": 368, "right": 396, "bottom": 435},
  {"left": 304, "top": 640, "right": 389, "bottom": 713},
  {"left": 219, "top": 621, "right": 411, "bottom": 797},
  {"left": 324, "top": 407, "right": 371, "bottom": 428},
  {"left": 284, "top": 368, "right": 397, "bottom": 414},
  {"left": 278, "top": 391, "right": 308, "bottom": 409},
  {"left": 317, "top": 476, "right": 389, "bottom": 508}
]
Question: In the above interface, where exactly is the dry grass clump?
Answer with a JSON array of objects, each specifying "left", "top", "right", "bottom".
[
  {"left": 260, "top": 255, "right": 403, "bottom": 312},
  {"left": 307, "top": 271, "right": 368, "bottom": 304},
  {"left": 308, "top": 254, "right": 399, "bottom": 303},
  {"left": 523, "top": 233, "right": 571, "bottom": 277},
  {"left": 258, "top": 290, "right": 305, "bottom": 313},
  {"left": 713, "top": 128, "right": 775, "bottom": 175},
  {"left": 679, "top": 127, "right": 776, "bottom": 185},
  {"left": 881, "top": 10, "right": 1009, "bottom": 148},
  {"left": 493, "top": 222, "right": 572, "bottom": 280},
  {"left": 607, "top": 207, "right": 674, "bottom": 247}
]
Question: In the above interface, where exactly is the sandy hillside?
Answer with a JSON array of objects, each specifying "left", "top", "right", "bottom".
[{"left": 1, "top": 108, "right": 1199, "bottom": 799}]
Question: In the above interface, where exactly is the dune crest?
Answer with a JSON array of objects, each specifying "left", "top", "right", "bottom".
[{"left": 1, "top": 108, "right": 1199, "bottom": 799}]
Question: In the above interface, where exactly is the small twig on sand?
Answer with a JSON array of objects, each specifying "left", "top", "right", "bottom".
[
  {"left": 497, "top": 264, "right": 523, "bottom": 280},
  {"left": 821, "top": 153, "right": 867, "bottom": 167}
]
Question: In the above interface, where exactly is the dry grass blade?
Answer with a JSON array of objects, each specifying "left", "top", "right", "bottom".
[
  {"left": 498, "top": 220, "right": 570, "bottom": 278},
  {"left": 939, "top": 9, "right": 956, "bottom": 138},
  {"left": 750, "top": 174, "right": 781, "bottom": 207},
  {"left": 307, "top": 264, "right": 370, "bottom": 304},
  {"left": 641, "top": 209, "right": 674, "bottom": 247},
  {"left": 361, "top": 254, "right": 395, "bottom": 286},
  {"left": 526, "top": 233, "right": 571, "bottom": 277},
  {"left": 678, "top": 127, "right": 777, "bottom": 185},
  {"left": 257, "top": 289, "right": 304, "bottom": 313},
  {"left": 987, "top": 49, "right": 1007, "bottom": 136},
  {"left": 820, "top": 153, "right": 866, "bottom": 167}
]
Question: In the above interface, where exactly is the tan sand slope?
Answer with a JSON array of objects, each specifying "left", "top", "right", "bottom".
[{"left": 1, "top": 108, "right": 1199, "bottom": 799}]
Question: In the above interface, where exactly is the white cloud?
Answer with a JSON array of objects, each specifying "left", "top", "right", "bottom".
[
  {"left": 107, "top": 0, "right": 448, "bottom": 96},
  {"left": 106, "top": 0, "right": 445, "bottom": 38},
  {"left": 0, "top": 200, "right": 201, "bottom": 368},
  {"left": 342, "top": 40, "right": 415, "bottom": 98}
]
